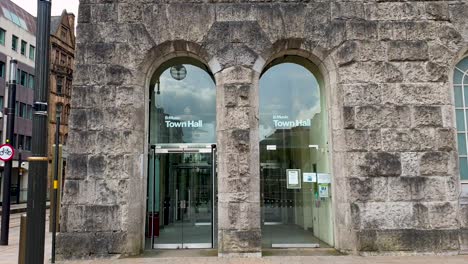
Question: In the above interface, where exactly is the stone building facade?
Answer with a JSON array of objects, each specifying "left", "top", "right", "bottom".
[
  {"left": 58, "top": 0, "right": 468, "bottom": 259},
  {"left": 48, "top": 10, "right": 75, "bottom": 180}
]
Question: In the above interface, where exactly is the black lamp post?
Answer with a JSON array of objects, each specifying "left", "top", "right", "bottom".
[{"left": 0, "top": 59, "right": 17, "bottom": 246}]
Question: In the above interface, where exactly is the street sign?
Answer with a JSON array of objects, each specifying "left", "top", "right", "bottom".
[{"left": 0, "top": 144, "right": 14, "bottom": 162}]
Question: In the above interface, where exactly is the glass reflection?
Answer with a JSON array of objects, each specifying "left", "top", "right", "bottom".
[
  {"left": 259, "top": 62, "right": 333, "bottom": 248},
  {"left": 150, "top": 64, "right": 216, "bottom": 144}
]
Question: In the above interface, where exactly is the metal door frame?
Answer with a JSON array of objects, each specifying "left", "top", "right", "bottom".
[{"left": 149, "top": 144, "right": 216, "bottom": 249}]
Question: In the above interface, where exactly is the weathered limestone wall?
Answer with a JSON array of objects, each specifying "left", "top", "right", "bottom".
[{"left": 58, "top": 0, "right": 468, "bottom": 258}]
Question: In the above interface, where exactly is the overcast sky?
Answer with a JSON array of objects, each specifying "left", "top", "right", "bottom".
[{"left": 11, "top": 0, "right": 79, "bottom": 17}]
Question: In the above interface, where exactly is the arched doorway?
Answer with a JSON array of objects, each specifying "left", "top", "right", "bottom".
[
  {"left": 146, "top": 57, "right": 217, "bottom": 249},
  {"left": 259, "top": 56, "right": 334, "bottom": 248}
]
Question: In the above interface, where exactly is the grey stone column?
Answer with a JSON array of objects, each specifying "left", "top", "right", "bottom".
[{"left": 216, "top": 66, "right": 261, "bottom": 257}]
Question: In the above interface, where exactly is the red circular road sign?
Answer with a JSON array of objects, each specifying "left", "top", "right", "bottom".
[{"left": 0, "top": 144, "right": 15, "bottom": 162}]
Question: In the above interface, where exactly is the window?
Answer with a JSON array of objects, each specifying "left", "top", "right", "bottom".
[
  {"left": 65, "top": 79, "right": 72, "bottom": 96},
  {"left": 12, "top": 35, "right": 18, "bottom": 51},
  {"left": 25, "top": 136, "right": 31, "bottom": 151},
  {"left": 60, "top": 53, "right": 66, "bottom": 65},
  {"left": 64, "top": 105, "right": 70, "bottom": 124},
  {"left": 18, "top": 135, "right": 24, "bottom": 149},
  {"left": 29, "top": 45, "right": 35, "bottom": 60},
  {"left": 15, "top": 101, "right": 18, "bottom": 116},
  {"left": 28, "top": 74, "right": 34, "bottom": 89},
  {"left": 455, "top": 56, "right": 468, "bottom": 181},
  {"left": 2, "top": 8, "right": 28, "bottom": 30},
  {"left": 20, "top": 40, "right": 26, "bottom": 55},
  {"left": 20, "top": 71, "right": 27, "bottom": 86},
  {"left": 259, "top": 59, "right": 333, "bottom": 247},
  {"left": 0, "top": 61, "right": 5, "bottom": 79},
  {"left": 0, "top": 28, "right": 5, "bottom": 46},
  {"left": 19, "top": 103, "right": 26, "bottom": 118},
  {"left": 11, "top": 133, "right": 16, "bottom": 148},
  {"left": 27, "top": 105, "right": 32, "bottom": 119},
  {"left": 0, "top": 96, "right": 3, "bottom": 110},
  {"left": 55, "top": 50, "right": 60, "bottom": 64},
  {"left": 56, "top": 76, "right": 63, "bottom": 94}
]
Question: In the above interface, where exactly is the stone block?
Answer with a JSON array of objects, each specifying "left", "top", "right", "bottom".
[
  {"left": 449, "top": 3, "right": 468, "bottom": 42},
  {"left": 348, "top": 177, "right": 388, "bottom": 202},
  {"left": 357, "top": 152, "right": 401, "bottom": 177},
  {"left": 419, "top": 151, "right": 451, "bottom": 176},
  {"left": 218, "top": 229, "right": 261, "bottom": 254},
  {"left": 87, "top": 109, "right": 104, "bottom": 131},
  {"left": 96, "top": 130, "right": 123, "bottom": 154},
  {"left": 413, "top": 106, "right": 443, "bottom": 127},
  {"left": 461, "top": 203, "right": 468, "bottom": 228},
  {"left": 66, "top": 154, "right": 88, "bottom": 180},
  {"left": 105, "top": 65, "right": 134, "bottom": 86},
  {"left": 425, "top": 202, "right": 458, "bottom": 229},
  {"left": 342, "top": 83, "right": 381, "bottom": 107},
  {"left": 354, "top": 105, "right": 411, "bottom": 129},
  {"left": 344, "top": 129, "right": 381, "bottom": 152},
  {"left": 426, "top": 2, "right": 449, "bottom": 21},
  {"left": 224, "top": 84, "right": 251, "bottom": 107},
  {"left": 382, "top": 82, "right": 450, "bottom": 106},
  {"left": 365, "top": 2, "right": 425, "bottom": 21},
  {"left": 60, "top": 205, "right": 86, "bottom": 232},
  {"left": 382, "top": 128, "right": 444, "bottom": 152},
  {"left": 357, "top": 229, "right": 459, "bottom": 252},
  {"left": 346, "top": 20, "right": 378, "bottom": 40},
  {"left": 388, "top": 40, "right": 428, "bottom": 61},
  {"left": 69, "top": 109, "right": 87, "bottom": 131},
  {"left": 83, "top": 205, "right": 121, "bottom": 232},
  {"left": 57, "top": 232, "right": 126, "bottom": 259},
  {"left": 56, "top": 232, "right": 95, "bottom": 259},
  {"left": 335, "top": 40, "right": 385, "bottom": 66},
  {"left": 95, "top": 180, "right": 128, "bottom": 206},
  {"left": 343, "top": 107, "right": 355, "bottom": 129},
  {"left": 218, "top": 202, "right": 260, "bottom": 230},
  {"left": 85, "top": 43, "right": 115, "bottom": 64},
  {"left": 340, "top": 62, "right": 403, "bottom": 84},
  {"left": 62, "top": 180, "right": 96, "bottom": 206},
  {"left": 353, "top": 202, "right": 413, "bottom": 230},
  {"left": 331, "top": 2, "right": 365, "bottom": 20},
  {"left": 91, "top": 3, "right": 118, "bottom": 23},
  {"left": 400, "top": 152, "right": 419, "bottom": 176},
  {"left": 118, "top": 3, "right": 143, "bottom": 22}
]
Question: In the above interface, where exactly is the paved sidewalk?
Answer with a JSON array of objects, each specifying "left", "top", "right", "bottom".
[
  {"left": 58, "top": 255, "right": 468, "bottom": 264},
  {"left": 0, "top": 211, "right": 52, "bottom": 264}
]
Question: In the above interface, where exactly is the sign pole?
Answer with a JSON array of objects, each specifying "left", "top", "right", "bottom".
[
  {"left": 51, "top": 105, "right": 61, "bottom": 263},
  {"left": 0, "top": 59, "right": 17, "bottom": 246}
]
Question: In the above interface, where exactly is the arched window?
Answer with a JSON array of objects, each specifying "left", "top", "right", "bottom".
[
  {"left": 259, "top": 56, "right": 333, "bottom": 248},
  {"left": 455, "top": 57, "right": 468, "bottom": 181}
]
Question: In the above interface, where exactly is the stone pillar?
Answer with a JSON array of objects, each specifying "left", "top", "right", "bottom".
[{"left": 216, "top": 66, "right": 261, "bottom": 257}]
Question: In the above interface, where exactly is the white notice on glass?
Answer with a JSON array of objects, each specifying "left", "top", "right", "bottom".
[
  {"left": 317, "top": 173, "right": 331, "bottom": 184},
  {"left": 288, "top": 170, "right": 299, "bottom": 185},
  {"left": 303, "top": 173, "right": 317, "bottom": 183}
]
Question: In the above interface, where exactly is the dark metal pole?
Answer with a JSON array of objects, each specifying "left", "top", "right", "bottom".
[
  {"left": 25, "top": 0, "right": 51, "bottom": 263},
  {"left": 0, "top": 59, "right": 17, "bottom": 246},
  {"left": 16, "top": 148, "right": 22, "bottom": 204},
  {"left": 51, "top": 107, "right": 61, "bottom": 263}
]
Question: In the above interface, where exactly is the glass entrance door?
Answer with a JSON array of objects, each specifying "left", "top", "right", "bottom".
[{"left": 146, "top": 145, "right": 216, "bottom": 249}]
